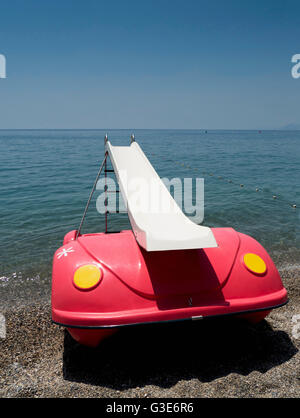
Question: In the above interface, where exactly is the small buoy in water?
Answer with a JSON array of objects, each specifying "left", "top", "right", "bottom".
[
  {"left": 273, "top": 195, "right": 277, "bottom": 199},
  {"left": 240, "top": 184, "right": 244, "bottom": 188},
  {"left": 256, "top": 188, "right": 259, "bottom": 192},
  {"left": 292, "top": 204, "right": 297, "bottom": 208}
]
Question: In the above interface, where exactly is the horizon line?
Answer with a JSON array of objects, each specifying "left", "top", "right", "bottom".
[{"left": 0, "top": 128, "right": 298, "bottom": 131}]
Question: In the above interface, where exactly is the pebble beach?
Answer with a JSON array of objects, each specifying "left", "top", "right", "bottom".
[{"left": 0, "top": 266, "right": 299, "bottom": 398}]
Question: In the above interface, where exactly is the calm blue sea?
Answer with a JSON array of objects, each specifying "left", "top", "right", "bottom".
[{"left": 0, "top": 130, "right": 299, "bottom": 304}]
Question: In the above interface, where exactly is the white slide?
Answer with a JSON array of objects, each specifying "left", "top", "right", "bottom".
[{"left": 106, "top": 141, "right": 217, "bottom": 251}]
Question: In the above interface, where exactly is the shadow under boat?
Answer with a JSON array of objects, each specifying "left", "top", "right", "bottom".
[{"left": 62, "top": 316, "right": 298, "bottom": 390}]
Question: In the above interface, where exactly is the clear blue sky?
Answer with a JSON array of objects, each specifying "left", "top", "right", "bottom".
[{"left": 0, "top": 0, "right": 299, "bottom": 129}]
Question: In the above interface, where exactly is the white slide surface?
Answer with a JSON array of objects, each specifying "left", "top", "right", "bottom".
[{"left": 106, "top": 141, "right": 217, "bottom": 251}]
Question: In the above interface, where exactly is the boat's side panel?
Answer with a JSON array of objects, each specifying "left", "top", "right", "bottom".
[
  {"left": 65, "top": 308, "right": 273, "bottom": 347},
  {"left": 67, "top": 327, "right": 117, "bottom": 347}
]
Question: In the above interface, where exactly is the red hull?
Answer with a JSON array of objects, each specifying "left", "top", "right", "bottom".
[
  {"left": 66, "top": 311, "right": 273, "bottom": 348},
  {"left": 52, "top": 228, "right": 287, "bottom": 347}
]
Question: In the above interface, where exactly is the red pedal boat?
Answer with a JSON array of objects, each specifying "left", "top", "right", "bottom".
[{"left": 51, "top": 136, "right": 288, "bottom": 347}]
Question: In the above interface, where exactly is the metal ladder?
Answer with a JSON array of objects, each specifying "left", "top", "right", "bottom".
[{"left": 75, "top": 134, "right": 134, "bottom": 239}]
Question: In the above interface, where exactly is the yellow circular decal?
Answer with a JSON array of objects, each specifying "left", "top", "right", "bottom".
[
  {"left": 243, "top": 253, "right": 267, "bottom": 275},
  {"left": 73, "top": 264, "right": 102, "bottom": 290}
]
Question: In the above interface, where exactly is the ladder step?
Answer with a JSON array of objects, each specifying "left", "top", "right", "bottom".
[
  {"left": 105, "top": 169, "right": 115, "bottom": 173},
  {"left": 104, "top": 185, "right": 119, "bottom": 193},
  {"left": 106, "top": 210, "right": 127, "bottom": 214}
]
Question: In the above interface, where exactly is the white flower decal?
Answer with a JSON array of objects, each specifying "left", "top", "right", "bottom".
[{"left": 57, "top": 247, "right": 74, "bottom": 259}]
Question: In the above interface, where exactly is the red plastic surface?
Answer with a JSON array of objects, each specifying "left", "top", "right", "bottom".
[{"left": 51, "top": 228, "right": 287, "bottom": 346}]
